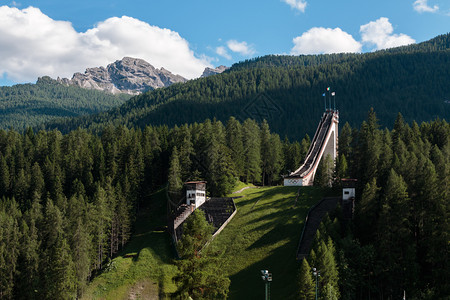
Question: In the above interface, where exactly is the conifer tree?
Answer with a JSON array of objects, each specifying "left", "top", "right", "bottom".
[
  {"left": 168, "top": 147, "right": 183, "bottom": 196},
  {"left": 176, "top": 210, "right": 229, "bottom": 299},
  {"left": 0, "top": 154, "right": 10, "bottom": 197},
  {"left": 334, "top": 154, "right": 348, "bottom": 183},
  {"left": 91, "top": 185, "right": 111, "bottom": 270},
  {"left": 297, "top": 258, "right": 315, "bottom": 300},
  {"left": 355, "top": 177, "right": 380, "bottom": 243},
  {"left": 266, "top": 133, "right": 283, "bottom": 185},
  {"left": 226, "top": 117, "right": 245, "bottom": 180},
  {"left": 178, "top": 210, "right": 214, "bottom": 259},
  {"left": 260, "top": 119, "right": 272, "bottom": 186},
  {"left": 42, "top": 200, "right": 76, "bottom": 299},
  {"left": 0, "top": 199, "right": 21, "bottom": 299},
  {"left": 377, "top": 169, "right": 417, "bottom": 296},
  {"left": 72, "top": 217, "right": 91, "bottom": 298},
  {"left": 207, "top": 140, "right": 236, "bottom": 196},
  {"left": 29, "top": 163, "right": 45, "bottom": 200},
  {"left": 338, "top": 122, "right": 352, "bottom": 159},
  {"left": 15, "top": 195, "right": 42, "bottom": 299},
  {"left": 242, "top": 119, "right": 262, "bottom": 184}
]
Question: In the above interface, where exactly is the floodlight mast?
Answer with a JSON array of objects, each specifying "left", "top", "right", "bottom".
[
  {"left": 312, "top": 267, "right": 320, "bottom": 300},
  {"left": 260, "top": 270, "right": 272, "bottom": 300}
]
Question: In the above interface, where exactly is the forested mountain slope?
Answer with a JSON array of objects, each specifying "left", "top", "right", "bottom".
[
  {"left": 45, "top": 34, "right": 450, "bottom": 139},
  {"left": 0, "top": 77, "right": 130, "bottom": 130},
  {"left": 228, "top": 33, "right": 450, "bottom": 71}
]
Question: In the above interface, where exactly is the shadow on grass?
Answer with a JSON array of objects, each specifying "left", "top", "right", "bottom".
[
  {"left": 120, "top": 189, "right": 174, "bottom": 265},
  {"left": 228, "top": 242, "right": 301, "bottom": 300},
  {"left": 89, "top": 187, "right": 177, "bottom": 299},
  {"left": 208, "top": 186, "right": 324, "bottom": 300}
]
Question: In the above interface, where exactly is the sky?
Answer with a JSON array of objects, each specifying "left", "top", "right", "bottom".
[{"left": 0, "top": 0, "right": 449, "bottom": 86}]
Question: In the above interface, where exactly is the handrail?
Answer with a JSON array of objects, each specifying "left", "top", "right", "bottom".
[
  {"left": 298, "top": 114, "right": 333, "bottom": 177},
  {"left": 291, "top": 112, "right": 334, "bottom": 177},
  {"left": 290, "top": 113, "right": 328, "bottom": 175}
]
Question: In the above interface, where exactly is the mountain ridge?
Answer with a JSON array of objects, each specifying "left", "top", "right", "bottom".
[
  {"left": 55, "top": 57, "right": 188, "bottom": 95},
  {"left": 44, "top": 33, "right": 450, "bottom": 139},
  {"left": 201, "top": 65, "right": 229, "bottom": 77}
]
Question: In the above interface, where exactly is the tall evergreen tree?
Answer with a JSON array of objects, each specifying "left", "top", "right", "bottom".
[
  {"left": 260, "top": 120, "right": 272, "bottom": 186},
  {"left": 226, "top": 117, "right": 245, "bottom": 180},
  {"left": 168, "top": 146, "right": 183, "bottom": 200},
  {"left": 0, "top": 199, "right": 21, "bottom": 299},
  {"left": 15, "top": 195, "right": 42, "bottom": 300},
  {"left": 42, "top": 200, "right": 76, "bottom": 299},
  {"left": 242, "top": 119, "right": 262, "bottom": 184},
  {"left": 297, "top": 258, "right": 315, "bottom": 300}
]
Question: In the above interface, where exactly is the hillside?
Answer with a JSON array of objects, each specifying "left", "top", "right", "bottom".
[
  {"left": 81, "top": 188, "right": 178, "bottom": 300},
  {"left": 207, "top": 186, "right": 324, "bottom": 299},
  {"left": 45, "top": 34, "right": 450, "bottom": 139},
  {"left": 0, "top": 77, "right": 130, "bottom": 130},
  {"left": 228, "top": 33, "right": 450, "bottom": 71},
  {"left": 81, "top": 185, "right": 324, "bottom": 299}
]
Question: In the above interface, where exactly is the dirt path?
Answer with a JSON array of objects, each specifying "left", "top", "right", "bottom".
[{"left": 232, "top": 186, "right": 256, "bottom": 194}]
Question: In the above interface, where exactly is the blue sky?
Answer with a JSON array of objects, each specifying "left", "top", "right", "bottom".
[{"left": 0, "top": 0, "right": 449, "bottom": 86}]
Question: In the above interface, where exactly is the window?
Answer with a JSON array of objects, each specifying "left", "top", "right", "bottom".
[{"left": 344, "top": 191, "right": 350, "bottom": 195}]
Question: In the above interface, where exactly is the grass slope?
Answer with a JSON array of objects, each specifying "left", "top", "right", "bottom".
[
  {"left": 82, "top": 184, "right": 323, "bottom": 299},
  {"left": 207, "top": 186, "right": 324, "bottom": 300},
  {"left": 82, "top": 188, "right": 178, "bottom": 300}
]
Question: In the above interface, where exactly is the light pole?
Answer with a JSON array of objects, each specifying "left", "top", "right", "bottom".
[
  {"left": 312, "top": 267, "right": 320, "bottom": 300},
  {"left": 261, "top": 270, "right": 272, "bottom": 300}
]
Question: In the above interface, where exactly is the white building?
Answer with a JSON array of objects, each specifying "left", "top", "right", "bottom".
[
  {"left": 185, "top": 181, "right": 206, "bottom": 209},
  {"left": 341, "top": 179, "right": 357, "bottom": 201}
]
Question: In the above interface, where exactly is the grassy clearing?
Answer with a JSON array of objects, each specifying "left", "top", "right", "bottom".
[
  {"left": 82, "top": 188, "right": 178, "bottom": 300},
  {"left": 230, "top": 181, "right": 255, "bottom": 193},
  {"left": 206, "top": 186, "right": 324, "bottom": 300},
  {"left": 82, "top": 183, "right": 323, "bottom": 300}
]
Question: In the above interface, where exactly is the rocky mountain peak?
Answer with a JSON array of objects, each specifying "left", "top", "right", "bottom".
[
  {"left": 201, "top": 65, "right": 229, "bottom": 78},
  {"left": 56, "top": 57, "right": 187, "bottom": 95}
]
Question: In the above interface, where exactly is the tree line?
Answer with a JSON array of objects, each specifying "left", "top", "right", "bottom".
[
  {"left": 0, "top": 76, "right": 129, "bottom": 130},
  {"left": 0, "top": 117, "right": 305, "bottom": 299},
  {"left": 44, "top": 34, "right": 450, "bottom": 141}
]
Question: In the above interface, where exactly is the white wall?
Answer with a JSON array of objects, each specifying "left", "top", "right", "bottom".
[
  {"left": 186, "top": 189, "right": 206, "bottom": 208},
  {"left": 342, "top": 188, "right": 355, "bottom": 201}
]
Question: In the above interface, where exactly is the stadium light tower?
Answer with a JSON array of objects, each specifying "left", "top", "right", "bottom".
[
  {"left": 312, "top": 267, "right": 320, "bottom": 300},
  {"left": 261, "top": 270, "right": 272, "bottom": 300}
]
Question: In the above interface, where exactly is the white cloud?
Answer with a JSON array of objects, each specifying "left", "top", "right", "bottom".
[
  {"left": 226, "top": 40, "right": 256, "bottom": 56},
  {"left": 0, "top": 6, "right": 210, "bottom": 82},
  {"left": 215, "top": 46, "right": 232, "bottom": 60},
  {"left": 360, "top": 17, "right": 415, "bottom": 50},
  {"left": 290, "top": 27, "right": 362, "bottom": 55},
  {"left": 413, "top": 0, "right": 439, "bottom": 13},
  {"left": 282, "top": 0, "right": 307, "bottom": 13}
]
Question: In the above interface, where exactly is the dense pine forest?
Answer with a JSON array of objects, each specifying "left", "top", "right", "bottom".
[
  {"left": 0, "top": 111, "right": 448, "bottom": 299},
  {"left": 298, "top": 111, "right": 449, "bottom": 300},
  {"left": 0, "top": 76, "right": 130, "bottom": 130},
  {"left": 0, "top": 117, "right": 306, "bottom": 299},
  {"left": 44, "top": 34, "right": 449, "bottom": 140},
  {"left": 0, "top": 33, "right": 448, "bottom": 300}
]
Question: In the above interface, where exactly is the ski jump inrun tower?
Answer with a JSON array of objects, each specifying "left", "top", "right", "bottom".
[{"left": 284, "top": 108, "right": 339, "bottom": 186}]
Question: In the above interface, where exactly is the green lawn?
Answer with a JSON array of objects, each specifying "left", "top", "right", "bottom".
[
  {"left": 82, "top": 188, "right": 178, "bottom": 300},
  {"left": 207, "top": 186, "right": 324, "bottom": 300},
  {"left": 82, "top": 184, "right": 323, "bottom": 300}
]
